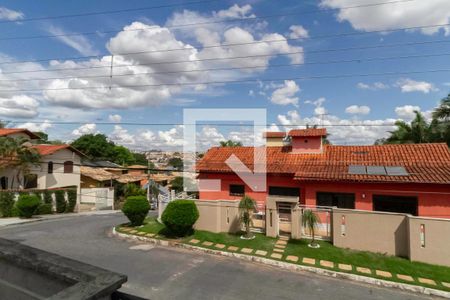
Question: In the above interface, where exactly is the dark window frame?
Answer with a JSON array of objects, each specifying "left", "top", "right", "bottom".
[
  {"left": 229, "top": 184, "right": 245, "bottom": 196},
  {"left": 0, "top": 176, "right": 8, "bottom": 189},
  {"left": 63, "top": 161, "right": 74, "bottom": 173},
  {"left": 316, "top": 192, "right": 355, "bottom": 209},
  {"left": 268, "top": 186, "right": 300, "bottom": 197},
  {"left": 373, "top": 194, "right": 418, "bottom": 216},
  {"left": 24, "top": 174, "right": 38, "bottom": 189},
  {"left": 48, "top": 161, "right": 53, "bottom": 174}
]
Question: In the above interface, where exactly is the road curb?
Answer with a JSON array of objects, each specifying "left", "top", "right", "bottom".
[{"left": 112, "top": 228, "right": 450, "bottom": 299}]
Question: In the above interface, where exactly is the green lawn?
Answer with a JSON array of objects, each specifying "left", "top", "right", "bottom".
[{"left": 117, "top": 217, "right": 450, "bottom": 292}]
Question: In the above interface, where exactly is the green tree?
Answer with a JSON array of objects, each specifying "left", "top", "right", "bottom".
[
  {"left": 239, "top": 196, "right": 256, "bottom": 239},
  {"left": 302, "top": 209, "right": 320, "bottom": 248},
  {"left": 219, "top": 140, "right": 243, "bottom": 147},
  {"left": 385, "top": 111, "right": 437, "bottom": 144},
  {"left": 0, "top": 137, "right": 41, "bottom": 188},
  {"left": 433, "top": 94, "right": 450, "bottom": 121},
  {"left": 170, "top": 176, "right": 184, "bottom": 193},
  {"left": 133, "top": 152, "right": 148, "bottom": 165},
  {"left": 168, "top": 157, "right": 183, "bottom": 170},
  {"left": 113, "top": 145, "right": 135, "bottom": 166}
]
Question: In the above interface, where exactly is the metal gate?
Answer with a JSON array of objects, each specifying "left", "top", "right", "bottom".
[{"left": 299, "top": 205, "right": 333, "bottom": 241}]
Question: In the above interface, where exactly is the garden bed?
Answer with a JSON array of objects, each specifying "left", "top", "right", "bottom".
[{"left": 116, "top": 217, "right": 450, "bottom": 293}]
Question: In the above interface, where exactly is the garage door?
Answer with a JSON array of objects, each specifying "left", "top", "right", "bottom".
[{"left": 373, "top": 195, "right": 418, "bottom": 216}]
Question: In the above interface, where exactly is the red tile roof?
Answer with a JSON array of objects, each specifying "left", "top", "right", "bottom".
[
  {"left": 32, "top": 144, "right": 85, "bottom": 157},
  {"left": 0, "top": 128, "right": 40, "bottom": 139},
  {"left": 288, "top": 128, "right": 327, "bottom": 137},
  {"left": 263, "top": 132, "right": 285, "bottom": 138},
  {"left": 197, "top": 143, "right": 450, "bottom": 184}
]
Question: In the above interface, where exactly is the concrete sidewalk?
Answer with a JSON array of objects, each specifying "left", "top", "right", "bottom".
[{"left": 0, "top": 210, "right": 121, "bottom": 227}]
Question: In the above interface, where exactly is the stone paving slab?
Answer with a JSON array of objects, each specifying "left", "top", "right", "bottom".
[
  {"left": 442, "top": 282, "right": 450, "bottom": 288},
  {"left": 278, "top": 236, "right": 289, "bottom": 241},
  {"left": 273, "top": 248, "right": 285, "bottom": 253},
  {"left": 137, "top": 232, "right": 146, "bottom": 235},
  {"left": 418, "top": 278, "right": 436, "bottom": 286},
  {"left": 228, "top": 246, "right": 239, "bottom": 252},
  {"left": 270, "top": 253, "right": 282, "bottom": 259},
  {"left": 397, "top": 274, "right": 414, "bottom": 282},
  {"left": 241, "top": 248, "right": 253, "bottom": 254},
  {"left": 338, "top": 264, "right": 352, "bottom": 271},
  {"left": 276, "top": 240, "right": 287, "bottom": 245},
  {"left": 356, "top": 267, "right": 371, "bottom": 274},
  {"left": 302, "top": 257, "right": 315, "bottom": 265},
  {"left": 376, "top": 270, "right": 392, "bottom": 278},
  {"left": 215, "top": 243, "right": 225, "bottom": 249},
  {"left": 274, "top": 244, "right": 286, "bottom": 249},
  {"left": 145, "top": 233, "right": 155, "bottom": 237},
  {"left": 255, "top": 250, "right": 267, "bottom": 256},
  {"left": 286, "top": 255, "right": 298, "bottom": 263},
  {"left": 202, "top": 241, "right": 213, "bottom": 247},
  {"left": 320, "top": 260, "right": 334, "bottom": 268},
  {"left": 189, "top": 239, "right": 200, "bottom": 244},
  {"left": 129, "top": 230, "right": 138, "bottom": 234}
]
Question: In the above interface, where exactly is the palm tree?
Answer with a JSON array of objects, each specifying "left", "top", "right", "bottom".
[
  {"left": 433, "top": 94, "right": 450, "bottom": 121},
  {"left": 302, "top": 209, "right": 320, "bottom": 248},
  {"left": 0, "top": 137, "right": 41, "bottom": 188},
  {"left": 219, "top": 140, "right": 243, "bottom": 147},
  {"left": 385, "top": 111, "right": 437, "bottom": 144},
  {"left": 239, "top": 195, "right": 256, "bottom": 239}
]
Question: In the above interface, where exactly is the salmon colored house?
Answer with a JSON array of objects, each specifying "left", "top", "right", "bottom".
[{"left": 197, "top": 128, "right": 450, "bottom": 219}]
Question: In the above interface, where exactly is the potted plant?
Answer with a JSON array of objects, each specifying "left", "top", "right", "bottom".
[
  {"left": 239, "top": 196, "right": 256, "bottom": 240},
  {"left": 302, "top": 209, "right": 320, "bottom": 248}
]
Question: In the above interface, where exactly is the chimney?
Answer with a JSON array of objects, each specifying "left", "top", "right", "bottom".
[
  {"left": 263, "top": 132, "right": 286, "bottom": 146},
  {"left": 288, "top": 128, "right": 327, "bottom": 153}
]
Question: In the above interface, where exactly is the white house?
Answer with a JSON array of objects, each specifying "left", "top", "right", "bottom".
[{"left": 0, "top": 128, "right": 83, "bottom": 192}]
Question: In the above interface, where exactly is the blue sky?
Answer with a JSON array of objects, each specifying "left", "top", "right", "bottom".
[{"left": 0, "top": 0, "right": 450, "bottom": 150}]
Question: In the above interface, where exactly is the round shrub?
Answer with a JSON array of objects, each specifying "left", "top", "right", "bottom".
[
  {"left": 16, "top": 195, "right": 40, "bottom": 218},
  {"left": 122, "top": 196, "right": 150, "bottom": 226},
  {"left": 161, "top": 200, "right": 199, "bottom": 236}
]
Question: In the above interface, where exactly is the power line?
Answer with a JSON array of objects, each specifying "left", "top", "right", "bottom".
[
  {"left": 2, "top": 67, "right": 450, "bottom": 93},
  {"left": 2, "top": 51, "right": 450, "bottom": 83},
  {"left": 0, "top": 0, "right": 220, "bottom": 24},
  {"left": 0, "top": 0, "right": 415, "bottom": 41},
  {"left": 1, "top": 20, "right": 448, "bottom": 66}
]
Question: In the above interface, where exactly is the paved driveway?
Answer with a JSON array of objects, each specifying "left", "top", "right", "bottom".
[{"left": 0, "top": 213, "right": 436, "bottom": 300}]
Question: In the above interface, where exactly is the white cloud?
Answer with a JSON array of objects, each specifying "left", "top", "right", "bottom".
[
  {"left": 72, "top": 123, "right": 98, "bottom": 136},
  {"left": 357, "top": 82, "right": 389, "bottom": 90},
  {"left": 289, "top": 25, "right": 309, "bottom": 39},
  {"left": 394, "top": 105, "right": 421, "bottom": 119},
  {"left": 0, "top": 7, "right": 24, "bottom": 21},
  {"left": 46, "top": 25, "right": 98, "bottom": 56},
  {"left": 320, "top": 0, "right": 450, "bottom": 35},
  {"left": 305, "top": 97, "right": 327, "bottom": 115},
  {"left": 18, "top": 120, "right": 52, "bottom": 132},
  {"left": 277, "top": 109, "right": 397, "bottom": 145},
  {"left": 0, "top": 95, "right": 39, "bottom": 118},
  {"left": 345, "top": 105, "right": 370, "bottom": 115},
  {"left": 214, "top": 4, "right": 254, "bottom": 19},
  {"left": 109, "top": 125, "right": 135, "bottom": 146},
  {"left": 108, "top": 114, "right": 122, "bottom": 123},
  {"left": 270, "top": 80, "right": 300, "bottom": 106},
  {"left": 396, "top": 78, "right": 437, "bottom": 93}
]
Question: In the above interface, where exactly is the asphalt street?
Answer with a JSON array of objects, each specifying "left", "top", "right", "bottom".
[{"left": 0, "top": 213, "right": 437, "bottom": 300}]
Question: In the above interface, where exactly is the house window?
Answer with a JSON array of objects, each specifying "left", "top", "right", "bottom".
[
  {"left": 24, "top": 174, "right": 38, "bottom": 189},
  {"left": 48, "top": 161, "right": 53, "bottom": 174},
  {"left": 268, "top": 186, "right": 300, "bottom": 197},
  {"left": 0, "top": 176, "right": 8, "bottom": 189},
  {"left": 229, "top": 184, "right": 244, "bottom": 196},
  {"left": 316, "top": 192, "right": 355, "bottom": 209},
  {"left": 64, "top": 161, "right": 74, "bottom": 173}
]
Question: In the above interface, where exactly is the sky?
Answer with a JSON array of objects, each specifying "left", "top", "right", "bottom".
[{"left": 0, "top": 0, "right": 450, "bottom": 151}]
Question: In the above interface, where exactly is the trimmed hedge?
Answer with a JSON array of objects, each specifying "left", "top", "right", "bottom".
[
  {"left": 16, "top": 194, "right": 40, "bottom": 218},
  {"left": 0, "top": 191, "right": 15, "bottom": 217},
  {"left": 54, "top": 190, "right": 66, "bottom": 213},
  {"left": 161, "top": 200, "right": 199, "bottom": 236},
  {"left": 122, "top": 196, "right": 150, "bottom": 226},
  {"left": 36, "top": 203, "right": 53, "bottom": 215},
  {"left": 43, "top": 190, "right": 53, "bottom": 204},
  {"left": 65, "top": 189, "right": 77, "bottom": 213}
]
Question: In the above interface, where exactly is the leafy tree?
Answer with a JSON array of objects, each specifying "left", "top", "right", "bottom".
[
  {"left": 113, "top": 145, "right": 135, "bottom": 166},
  {"left": 239, "top": 196, "right": 256, "bottom": 239},
  {"left": 302, "top": 209, "right": 320, "bottom": 248},
  {"left": 219, "top": 140, "right": 243, "bottom": 147},
  {"left": 170, "top": 176, "right": 184, "bottom": 193},
  {"left": 168, "top": 157, "right": 183, "bottom": 170},
  {"left": 433, "top": 94, "right": 450, "bottom": 121},
  {"left": 384, "top": 111, "right": 437, "bottom": 144},
  {"left": 0, "top": 137, "right": 41, "bottom": 188},
  {"left": 133, "top": 152, "right": 148, "bottom": 165}
]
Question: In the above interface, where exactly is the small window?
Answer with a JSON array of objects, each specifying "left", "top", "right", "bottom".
[
  {"left": 229, "top": 184, "right": 244, "bottom": 196},
  {"left": 24, "top": 174, "right": 38, "bottom": 189},
  {"left": 64, "top": 161, "right": 74, "bottom": 173},
  {"left": 0, "top": 176, "right": 8, "bottom": 189},
  {"left": 48, "top": 161, "right": 53, "bottom": 174}
]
